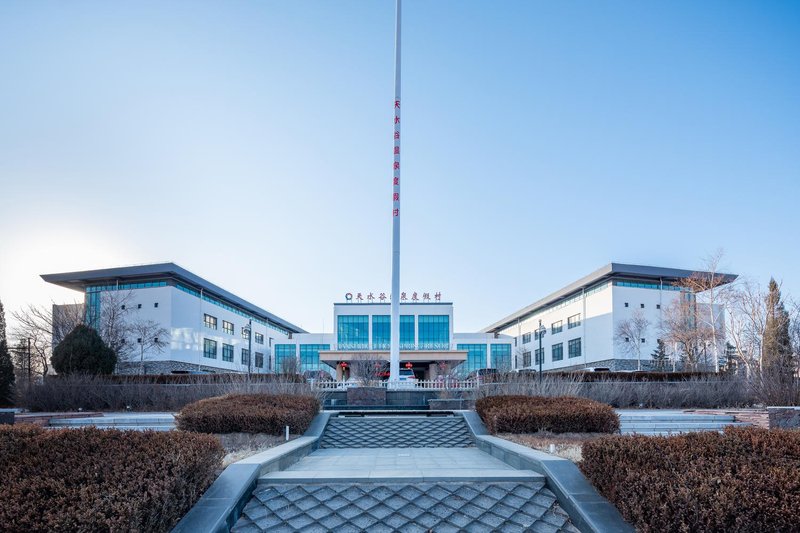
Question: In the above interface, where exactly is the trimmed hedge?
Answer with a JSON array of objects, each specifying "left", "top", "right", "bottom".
[
  {"left": 581, "top": 426, "right": 800, "bottom": 532},
  {"left": 0, "top": 424, "right": 223, "bottom": 533},
  {"left": 176, "top": 393, "right": 320, "bottom": 434},
  {"left": 476, "top": 395, "right": 619, "bottom": 434}
]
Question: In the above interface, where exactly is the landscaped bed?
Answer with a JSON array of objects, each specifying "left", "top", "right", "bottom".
[
  {"left": 0, "top": 424, "right": 223, "bottom": 533},
  {"left": 176, "top": 393, "right": 320, "bottom": 434},
  {"left": 476, "top": 395, "right": 620, "bottom": 434},
  {"left": 580, "top": 426, "right": 800, "bottom": 532},
  {"left": 499, "top": 432, "right": 608, "bottom": 462}
]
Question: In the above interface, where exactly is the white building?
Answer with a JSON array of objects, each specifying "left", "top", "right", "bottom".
[
  {"left": 483, "top": 263, "right": 736, "bottom": 372},
  {"left": 42, "top": 262, "right": 735, "bottom": 376}
]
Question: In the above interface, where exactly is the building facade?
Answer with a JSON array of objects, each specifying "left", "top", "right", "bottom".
[
  {"left": 483, "top": 263, "right": 735, "bottom": 371},
  {"left": 42, "top": 262, "right": 735, "bottom": 376}
]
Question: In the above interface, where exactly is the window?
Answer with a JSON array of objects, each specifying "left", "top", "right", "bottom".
[
  {"left": 222, "top": 321, "right": 234, "bottom": 335},
  {"left": 137, "top": 304, "right": 142, "bottom": 309},
  {"left": 640, "top": 303, "right": 645, "bottom": 309},
  {"left": 457, "top": 344, "right": 487, "bottom": 373},
  {"left": 656, "top": 304, "right": 661, "bottom": 310},
  {"left": 241, "top": 348, "right": 250, "bottom": 365},
  {"left": 121, "top": 304, "right": 125, "bottom": 310},
  {"left": 534, "top": 348, "right": 544, "bottom": 364},
  {"left": 203, "top": 338, "right": 217, "bottom": 359},
  {"left": 552, "top": 342, "right": 563, "bottom": 361},
  {"left": 624, "top": 302, "right": 629, "bottom": 308},
  {"left": 255, "top": 332, "right": 264, "bottom": 345},
  {"left": 337, "top": 315, "right": 369, "bottom": 350},
  {"left": 274, "top": 344, "right": 297, "bottom": 371},
  {"left": 551, "top": 321, "right": 563, "bottom": 335},
  {"left": 241, "top": 327, "right": 250, "bottom": 340},
  {"left": 299, "top": 344, "right": 331, "bottom": 372},
  {"left": 625, "top": 337, "right": 630, "bottom": 342},
  {"left": 371, "top": 315, "right": 415, "bottom": 350},
  {"left": 418, "top": 315, "right": 450, "bottom": 350},
  {"left": 522, "top": 332, "right": 532, "bottom": 344},
  {"left": 534, "top": 329, "right": 542, "bottom": 341},
  {"left": 567, "top": 314, "right": 581, "bottom": 329},
  {"left": 154, "top": 302, "right": 159, "bottom": 308},
  {"left": 522, "top": 351, "right": 531, "bottom": 367},
  {"left": 490, "top": 344, "right": 512, "bottom": 370},
  {"left": 568, "top": 338, "right": 582, "bottom": 358},
  {"left": 641, "top": 338, "right": 646, "bottom": 343},
  {"left": 204, "top": 314, "right": 217, "bottom": 330},
  {"left": 222, "top": 343, "right": 234, "bottom": 362},
  {"left": 255, "top": 352, "right": 264, "bottom": 368}
]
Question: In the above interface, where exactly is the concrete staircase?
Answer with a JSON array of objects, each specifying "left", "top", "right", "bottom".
[
  {"left": 319, "top": 415, "right": 474, "bottom": 448},
  {"left": 618, "top": 411, "right": 749, "bottom": 436},
  {"left": 48, "top": 413, "right": 175, "bottom": 431}
]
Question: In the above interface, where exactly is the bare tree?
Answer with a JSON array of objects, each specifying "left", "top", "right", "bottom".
[
  {"left": 661, "top": 297, "right": 715, "bottom": 371},
  {"left": 349, "top": 353, "right": 385, "bottom": 385},
  {"left": 678, "top": 250, "right": 733, "bottom": 371},
  {"left": 129, "top": 320, "right": 170, "bottom": 374},
  {"left": 95, "top": 291, "right": 138, "bottom": 363},
  {"left": 724, "top": 279, "right": 767, "bottom": 378},
  {"left": 11, "top": 301, "right": 84, "bottom": 381},
  {"left": 614, "top": 310, "right": 651, "bottom": 371}
]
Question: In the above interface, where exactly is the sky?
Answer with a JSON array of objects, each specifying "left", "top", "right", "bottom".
[{"left": 0, "top": 0, "right": 798, "bottom": 334}]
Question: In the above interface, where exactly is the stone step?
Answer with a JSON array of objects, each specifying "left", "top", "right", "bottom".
[
  {"left": 49, "top": 416, "right": 175, "bottom": 426},
  {"left": 259, "top": 469, "right": 545, "bottom": 484},
  {"left": 620, "top": 422, "right": 748, "bottom": 430},
  {"left": 618, "top": 415, "right": 736, "bottom": 422},
  {"left": 47, "top": 425, "right": 175, "bottom": 432},
  {"left": 621, "top": 428, "right": 731, "bottom": 436},
  {"left": 320, "top": 416, "right": 474, "bottom": 448},
  {"left": 234, "top": 480, "right": 579, "bottom": 532}
]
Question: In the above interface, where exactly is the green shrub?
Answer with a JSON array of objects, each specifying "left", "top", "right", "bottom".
[
  {"left": 176, "top": 393, "right": 320, "bottom": 434},
  {"left": 476, "top": 395, "right": 619, "bottom": 434},
  {"left": 51, "top": 325, "right": 116, "bottom": 375},
  {"left": 581, "top": 426, "right": 800, "bottom": 532},
  {"left": 0, "top": 424, "right": 223, "bottom": 532}
]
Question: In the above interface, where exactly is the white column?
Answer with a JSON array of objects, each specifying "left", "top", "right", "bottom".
[{"left": 389, "top": 0, "right": 402, "bottom": 383}]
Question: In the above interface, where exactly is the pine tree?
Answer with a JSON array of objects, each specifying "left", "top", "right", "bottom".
[
  {"left": 763, "top": 278, "right": 792, "bottom": 375},
  {"left": 650, "top": 339, "right": 669, "bottom": 372},
  {"left": 52, "top": 325, "right": 117, "bottom": 375},
  {"left": 0, "top": 299, "right": 16, "bottom": 406}
]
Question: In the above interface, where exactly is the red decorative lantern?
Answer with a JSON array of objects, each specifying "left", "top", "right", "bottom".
[{"left": 404, "top": 362, "right": 413, "bottom": 369}]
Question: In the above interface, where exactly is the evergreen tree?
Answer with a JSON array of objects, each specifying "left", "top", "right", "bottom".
[
  {"left": 763, "top": 278, "right": 792, "bottom": 375},
  {"left": 0, "top": 299, "right": 15, "bottom": 406},
  {"left": 650, "top": 339, "right": 669, "bottom": 372},
  {"left": 52, "top": 325, "right": 117, "bottom": 375}
]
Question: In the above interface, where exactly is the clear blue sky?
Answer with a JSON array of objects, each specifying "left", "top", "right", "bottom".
[{"left": 0, "top": 1, "right": 798, "bottom": 333}]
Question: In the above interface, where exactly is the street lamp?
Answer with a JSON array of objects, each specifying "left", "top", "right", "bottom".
[
  {"left": 243, "top": 318, "right": 253, "bottom": 376},
  {"left": 537, "top": 320, "right": 546, "bottom": 384}
]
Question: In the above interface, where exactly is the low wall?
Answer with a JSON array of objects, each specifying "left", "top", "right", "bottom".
[
  {"left": 768, "top": 407, "right": 800, "bottom": 429},
  {"left": 323, "top": 390, "right": 471, "bottom": 408}
]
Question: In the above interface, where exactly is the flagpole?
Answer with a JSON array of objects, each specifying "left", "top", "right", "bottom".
[{"left": 389, "top": 0, "right": 402, "bottom": 383}]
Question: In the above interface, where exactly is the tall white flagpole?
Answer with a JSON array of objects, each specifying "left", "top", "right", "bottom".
[{"left": 389, "top": 0, "right": 402, "bottom": 383}]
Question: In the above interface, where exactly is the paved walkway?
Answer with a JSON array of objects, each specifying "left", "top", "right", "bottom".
[
  {"left": 233, "top": 415, "right": 579, "bottom": 532},
  {"left": 262, "top": 447, "right": 542, "bottom": 483}
]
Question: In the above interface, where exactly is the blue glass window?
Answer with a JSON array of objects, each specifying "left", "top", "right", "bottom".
[
  {"left": 203, "top": 338, "right": 217, "bottom": 359},
  {"left": 299, "top": 344, "right": 331, "bottom": 373},
  {"left": 372, "top": 315, "right": 415, "bottom": 350},
  {"left": 490, "top": 344, "right": 512, "bottom": 370},
  {"left": 222, "top": 343, "right": 234, "bottom": 362},
  {"left": 457, "top": 343, "right": 487, "bottom": 373},
  {"left": 418, "top": 315, "right": 449, "bottom": 350},
  {"left": 337, "top": 315, "right": 369, "bottom": 350},
  {"left": 568, "top": 338, "right": 582, "bottom": 358},
  {"left": 552, "top": 343, "right": 563, "bottom": 361},
  {"left": 274, "top": 344, "right": 297, "bottom": 371}
]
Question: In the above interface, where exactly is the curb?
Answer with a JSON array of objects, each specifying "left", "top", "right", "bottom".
[
  {"left": 172, "top": 412, "right": 330, "bottom": 533},
  {"left": 458, "top": 411, "right": 634, "bottom": 533}
]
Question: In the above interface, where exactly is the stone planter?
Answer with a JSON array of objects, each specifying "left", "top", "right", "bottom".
[
  {"left": 346, "top": 387, "right": 387, "bottom": 406},
  {"left": 428, "top": 398, "right": 471, "bottom": 410},
  {"left": 768, "top": 407, "right": 800, "bottom": 429},
  {"left": 0, "top": 410, "right": 15, "bottom": 425}
]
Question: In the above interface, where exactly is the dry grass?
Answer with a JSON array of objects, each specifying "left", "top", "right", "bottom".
[
  {"left": 216, "top": 432, "right": 298, "bottom": 467},
  {"left": 499, "top": 432, "right": 607, "bottom": 463}
]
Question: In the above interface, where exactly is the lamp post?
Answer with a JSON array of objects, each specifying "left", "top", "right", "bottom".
[
  {"left": 537, "top": 320, "right": 546, "bottom": 384},
  {"left": 246, "top": 318, "right": 253, "bottom": 376}
]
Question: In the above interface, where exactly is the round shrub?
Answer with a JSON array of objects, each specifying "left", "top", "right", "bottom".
[
  {"left": 476, "top": 395, "right": 619, "bottom": 434},
  {"left": 51, "top": 325, "right": 116, "bottom": 375},
  {"left": 176, "top": 393, "right": 320, "bottom": 434},
  {"left": 581, "top": 427, "right": 800, "bottom": 532},
  {"left": 0, "top": 424, "right": 223, "bottom": 532}
]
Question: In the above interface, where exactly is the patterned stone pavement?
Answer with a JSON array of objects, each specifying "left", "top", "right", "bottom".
[
  {"left": 233, "top": 481, "right": 579, "bottom": 533},
  {"left": 319, "top": 416, "right": 474, "bottom": 449}
]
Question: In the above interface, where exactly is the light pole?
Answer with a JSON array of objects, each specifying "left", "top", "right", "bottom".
[
  {"left": 246, "top": 318, "right": 253, "bottom": 376},
  {"left": 537, "top": 320, "right": 546, "bottom": 384}
]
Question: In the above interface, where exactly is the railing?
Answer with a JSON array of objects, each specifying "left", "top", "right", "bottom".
[{"left": 311, "top": 379, "right": 479, "bottom": 390}]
